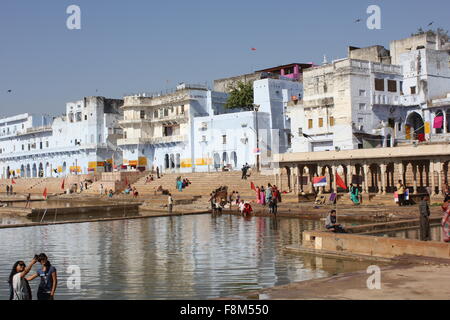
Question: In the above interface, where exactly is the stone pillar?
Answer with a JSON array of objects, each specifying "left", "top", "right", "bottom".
[
  {"left": 290, "top": 166, "right": 296, "bottom": 193},
  {"left": 346, "top": 164, "right": 353, "bottom": 189},
  {"left": 331, "top": 165, "right": 337, "bottom": 193},
  {"left": 376, "top": 166, "right": 382, "bottom": 194},
  {"left": 380, "top": 164, "right": 387, "bottom": 195},
  {"left": 294, "top": 166, "right": 300, "bottom": 195},
  {"left": 363, "top": 164, "right": 369, "bottom": 194},
  {"left": 397, "top": 162, "right": 404, "bottom": 183},
  {"left": 430, "top": 162, "right": 436, "bottom": 196},
  {"left": 308, "top": 167, "right": 314, "bottom": 194},
  {"left": 317, "top": 165, "right": 323, "bottom": 194},
  {"left": 437, "top": 162, "right": 443, "bottom": 196},
  {"left": 412, "top": 164, "right": 418, "bottom": 194}
]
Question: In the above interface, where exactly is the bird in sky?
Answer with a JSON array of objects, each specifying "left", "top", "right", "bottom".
[
  {"left": 428, "top": 21, "right": 434, "bottom": 27},
  {"left": 354, "top": 18, "right": 362, "bottom": 23},
  {"left": 7, "top": 89, "right": 12, "bottom": 93}
]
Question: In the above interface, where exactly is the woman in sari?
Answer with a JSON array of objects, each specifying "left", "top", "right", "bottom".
[
  {"left": 349, "top": 183, "right": 360, "bottom": 205},
  {"left": 255, "top": 186, "right": 260, "bottom": 203},
  {"left": 442, "top": 200, "right": 450, "bottom": 243},
  {"left": 259, "top": 186, "right": 266, "bottom": 205}
]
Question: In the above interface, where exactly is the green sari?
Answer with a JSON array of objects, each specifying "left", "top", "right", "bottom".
[{"left": 350, "top": 186, "right": 359, "bottom": 204}]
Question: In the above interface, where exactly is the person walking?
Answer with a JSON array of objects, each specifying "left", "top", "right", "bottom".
[
  {"left": 419, "top": 196, "right": 431, "bottom": 241},
  {"left": 8, "top": 258, "right": 36, "bottom": 300},
  {"left": 6, "top": 185, "right": 10, "bottom": 195},
  {"left": 396, "top": 180, "right": 405, "bottom": 206},
  {"left": 100, "top": 184, "right": 104, "bottom": 196},
  {"left": 168, "top": 193, "right": 173, "bottom": 214},
  {"left": 27, "top": 253, "right": 57, "bottom": 300},
  {"left": 25, "top": 193, "right": 31, "bottom": 208}
]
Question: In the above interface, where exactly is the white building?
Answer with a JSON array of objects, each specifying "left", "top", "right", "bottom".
[
  {"left": 289, "top": 33, "right": 450, "bottom": 154},
  {"left": 0, "top": 96, "right": 123, "bottom": 179}
]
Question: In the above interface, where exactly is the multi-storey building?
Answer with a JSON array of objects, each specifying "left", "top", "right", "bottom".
[{"left": 0, "top": 96, "right": 123, "bottom": 179}]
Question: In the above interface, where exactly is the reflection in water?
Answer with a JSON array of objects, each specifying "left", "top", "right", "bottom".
[
  {"left": 0, "top": 215, "right": 372, "bottom": 300},
  {"left": 372, "top": 225, "right": 443, "bottom": 241}
]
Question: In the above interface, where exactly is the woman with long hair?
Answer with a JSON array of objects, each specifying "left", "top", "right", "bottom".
[
  {"left": 27, "top": 253, "right": 57, "bottom": 300},
  {"left": 8, "top": 257, "right": 36, "bottom": 300}
]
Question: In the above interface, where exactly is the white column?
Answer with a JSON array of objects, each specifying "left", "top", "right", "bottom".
[
  {"left": 413, "top": 164, "right": 418, "bottom": 194},
  {"left": 332, "top": 165, "right": 337, "bottom": 193},
  {"left": 363, "top": 164, "right": 369, "bottom": 194},
  {"left": 430, "top": 162, "right": 436, "bottom": 196},
  {"left": 380, "top": 164, "right": 387, "bottom": 195}
]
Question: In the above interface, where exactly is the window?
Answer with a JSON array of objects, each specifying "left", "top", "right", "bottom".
[
  {"left": 411, "top": 86, "right": 416, "bottom": 94},
  {"left": 140, "top": 110, "right": 145, "bottom": 119},
  {"left": 202, "top": 135, "right": 206, "bottom": 142},
  {"left": 222, "top": 135, "right": 227, "bottom": 144},
  {"left": 318, "top": 118, "right": 324, "bottom": 128},
  {"left": 124, "top": 131, "right": 127, "bottom": 139},
  {"left": 163, "top": 108, "right": 168, "bottom": 117},
  {"left": 22, "top": 145, "right": 24, "bottom": 151},
  {"left": 180, "top": 105, "right": 185, "bottom": 114},
  {"left": 39, "top": 142, "right": 43, "bottom": 149},
  {"left": 359, "top": 90, "right": 366, "bottom": 97},
  {"left": 98, "top": 134, "right": 102, "bottom": 143},
  {"left": 153, "top": 110, "right": 158, "bottom": 119},
  {"left": 359, "top": 103, "right": 366, "bottom": 111},
  {"left": 388, "top": 80, "right": 397, "bottom": 93},
  {"left": 308, "top": 119, "right": 313, "bottom": 129},
  {"left": 46, "top": 141, "right": 49, "bottom": 148},
  {"left": 22, "top": 124, "right": 24, "bottom": 129},
  {"left": 84, "top": 115, "right": 87, "bottom": 120},
  {"left": 76, "top": 112, "right": 82, "bottom": 122},
  {"left": 375, "top": 78, "right": 385, "bottom": 91},
  {"left": 400, "top": 81, "right": 404, "bottom": 95},
  {"left": 69, "top": 113, "right": 74, "bottom": 122},
  {"left": 358, "top": 118, "right": 364, "bottom": 124},
  {"left": 329, "top": 117, "right": 335, "bottom": 127}
]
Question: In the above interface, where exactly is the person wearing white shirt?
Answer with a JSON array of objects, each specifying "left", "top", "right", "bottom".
[{"left": 8, "top": 258, "right": 37, "bottom": 300}]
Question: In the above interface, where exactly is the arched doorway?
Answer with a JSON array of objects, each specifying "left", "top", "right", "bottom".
[
  {"left": 32, "top": 164, "right": 37, "bottom": 178},
  {"left": 169, "top": 154, "right": 175, "bottom": 169},
  {"left": 38, "top": 163, "right": 44, "bottom": 178},
  {"left": 26, "top": 164, "right": 31, "bottom": 178},
  {"left": 6, "top": 166, "right": 10, "bottom": 179},
  {"left": 435, "top": 110, "right": 444, "bottom": 134},
  {"left": 231, "top": 151, "right": 237, "bottom": 168},
  {"left": 164, "top": 154, "right": 169, "bottom": 169},
  {"left": 406, "top": 112, "right": 425, "bottom": 140},
  {"left": 176, "top": 154, "right": 180, "bottom": 169},
  {"left": 213, "top": 153, "right": 220, "bottom": 170},
  {"left": 222, "top": 152, "right": 228, "bottom": 166},
  {"left": 20, "top": 165, "right": 25, "bottom": 178}
]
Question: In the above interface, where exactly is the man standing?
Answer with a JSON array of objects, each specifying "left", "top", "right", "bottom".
[
  {"left": 396, "top": 180, "right": 405, "bottom": 206},
  {"left": 241, "top": 165, "right": 247, "bottom": 180},
  {"left": 168, "top": 193, "right": 173, "bottom": 214},
  {"left": 6, "top": 185, "right": 9, "bottom": 196},
  {"left": 419, "top": 196, "right": 431, "bottom": 241}
]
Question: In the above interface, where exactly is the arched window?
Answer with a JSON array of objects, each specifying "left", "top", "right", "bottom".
[{"left": 164, "top": 154, "right": 170, "bottom": 169}]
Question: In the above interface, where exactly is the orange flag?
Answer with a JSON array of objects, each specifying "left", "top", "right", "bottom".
[
  {"left": 43, "top": 187, "right": 48, "bottom": 199},
  {"left": 335, "top": 173, "right": 347, "bottom": 190}
]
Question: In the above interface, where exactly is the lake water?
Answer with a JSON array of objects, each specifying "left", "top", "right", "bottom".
[{"left": 0, "top": 214, "right": 372, "bottom": 300}]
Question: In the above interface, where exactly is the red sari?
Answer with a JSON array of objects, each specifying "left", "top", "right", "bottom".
[{"left": 255, "top": 187, "right": 260, "bottom": 202}]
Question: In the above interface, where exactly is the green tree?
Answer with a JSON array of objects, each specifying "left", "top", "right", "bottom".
[{"left": 224, "top": 81, "right": 254, "bottom": 110}]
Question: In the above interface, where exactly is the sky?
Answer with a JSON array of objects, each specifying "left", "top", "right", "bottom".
[{"left": 0, "top": 0, "right": 449, "bottom": 117}]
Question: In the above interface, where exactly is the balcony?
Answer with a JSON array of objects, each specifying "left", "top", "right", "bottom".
[{"left": 117, "top": 135, "right": 187, "bottom": 146}]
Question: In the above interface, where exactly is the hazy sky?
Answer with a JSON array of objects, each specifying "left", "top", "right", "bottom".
[{"left": 1, "top": 0, "right": 449, "bottom": 117}]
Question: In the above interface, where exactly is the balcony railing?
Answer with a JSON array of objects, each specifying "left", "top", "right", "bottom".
[{"left": 117, "top": 135, "right": 187, "bottom": 146}]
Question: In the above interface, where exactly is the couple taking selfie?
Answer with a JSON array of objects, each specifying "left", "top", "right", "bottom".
[{"left": 8, "top": 253, "right": 57, "bottom": 300}]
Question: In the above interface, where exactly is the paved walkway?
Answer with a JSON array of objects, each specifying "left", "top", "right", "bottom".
[{"left": 224, "top": 263, "right": 450, "bottom": 300}]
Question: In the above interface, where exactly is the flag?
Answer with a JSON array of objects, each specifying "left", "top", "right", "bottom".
[
  {"left": 61, "top": 179, "right": 65, "bottom": 190},
  {"left": 43, "top": 187, "right": 48, "bottom": 199},
  {"left": 313, "top": 176, "right": 327, "bottom": 187},
  {"left": 335, "top": 173, "right": 347, "bottom": 190},
  {"left": 11, "top": 178, "right": 16, "bottom": 184},
  {"left": 250, "top": 182, "right": 256, "bottom": 191}
]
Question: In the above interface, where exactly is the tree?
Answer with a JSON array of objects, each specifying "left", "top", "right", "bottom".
[
  {"left": 411, "top": 28, "right": 449, "bottom": 43},
  {"left": 224, "top": 81, "right": 254, "bottom": 110}
]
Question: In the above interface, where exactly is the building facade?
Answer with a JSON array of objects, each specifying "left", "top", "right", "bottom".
[{"left": 0, "top": 96, "right": 124, "bottom": 179}]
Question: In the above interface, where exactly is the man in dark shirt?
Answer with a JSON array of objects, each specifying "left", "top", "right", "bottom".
[{"left": 419, "top": 196, "right": 431, "bottom": 241}]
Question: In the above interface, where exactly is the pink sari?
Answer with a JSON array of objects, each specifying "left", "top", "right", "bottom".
[
  {"left": 442, "top": 209, "right": 450, "bottom": 243},
  {"left": 255, "top": 188, "right": 260, "bottom": 202},
  {"left": 259, "top": 191, "right": 266, "bottom": 205}
]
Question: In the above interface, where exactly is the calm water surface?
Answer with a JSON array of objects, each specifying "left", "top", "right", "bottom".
[{"left": 0, "top": 215, "right": 372, "bottom": 300}]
